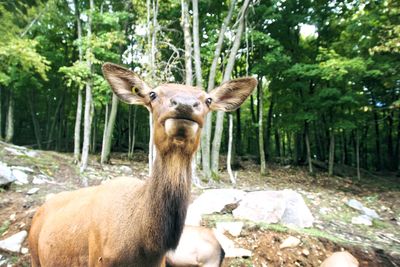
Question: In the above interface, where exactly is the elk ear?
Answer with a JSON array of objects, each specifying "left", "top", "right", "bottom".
[
  {"left": 208, "top": 77, "right": 257, "bottom": 112},
  {"left": 102, "top": 63, "right": 152, "bottom": 105}
]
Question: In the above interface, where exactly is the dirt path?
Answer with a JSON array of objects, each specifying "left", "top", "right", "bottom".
[{"left": 0, "top": 143, "right": 399, "bottom": 266}]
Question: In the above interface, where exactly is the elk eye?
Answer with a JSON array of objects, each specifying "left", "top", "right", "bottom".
[
  {"left": 149, "top": 92, "right": 157, "bottom": 101},
  {"left": 206, "top": 98, "right": 212, "bottom": 106}
]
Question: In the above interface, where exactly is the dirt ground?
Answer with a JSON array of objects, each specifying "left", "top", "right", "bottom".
[{"left": 0, "top": 142, "right": 399, "bottom": 266}]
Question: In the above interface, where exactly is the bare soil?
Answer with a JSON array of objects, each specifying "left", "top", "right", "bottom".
[{"left": 0, "top": 142, "right": 399, "bottom": 266}]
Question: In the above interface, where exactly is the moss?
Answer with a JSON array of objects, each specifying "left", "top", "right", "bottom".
[{"left": 0, "top": 220, "right": 10, "bottom": 236}]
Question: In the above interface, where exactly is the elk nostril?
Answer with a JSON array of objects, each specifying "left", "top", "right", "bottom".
[
  {"left": 170, "top": 99, "right": 178, "bottom": 106},
  {"left": 193, "top": 101, "right": 200, "bottom": 108}
]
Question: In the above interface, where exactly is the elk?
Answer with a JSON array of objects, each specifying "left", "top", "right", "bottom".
[
  {"left": 28, "top": 62, "right": 256, "bottom": 266},
  {"left": 165, "top": 226, "right": 224, "bottom": 267}
]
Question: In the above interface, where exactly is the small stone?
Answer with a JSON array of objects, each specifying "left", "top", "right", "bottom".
[
  {"left": 280, "top": 236, "right": 301, "bottom": 249},
  {"left": 302, "top": 248, "right": 310, "bottom": 256},
  {"left": 346, "top": 199, "right": 364, "bottom": 211},
  {"left": 27, "top": 188, "right": 40, "bottom": 195},
  {"left": 12, "top": 169, "right": 29, "bottom": 184},
  {"left": 9, "top": 213, "right": 16, "bottom": 222},
  {"left": 351, "top": 215, "right": 372, "bottom": 226},
  {"left": 362, "top": 207, "right": 380, "bottom": 219},
  {"left": 21, "top": 247, "right": 29, "bottom": 254},
  {"left": 0, "top": 230, "right": 28, "bottom": 253},
  {"left": 216, "top": 222, "right": 244, "bottom": 237}
]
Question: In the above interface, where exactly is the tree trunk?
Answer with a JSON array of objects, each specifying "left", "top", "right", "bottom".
[
  {"left": 373, "top": 111, "right": 382, "bottom": 170},
  {"left": 181, "top": 0, "right": 193, "bottom": 86},
  {"left": 47, "top": 94, "right": 64, "bottom": 149},
  {"left": 387, "top": 111, "right": 394, "bottom": 169},
  {"left": 356, "top": 129, "right": 361, "bottom": 180},
  {"left": 201, "top": 0, "right": 236, "bottom": 180},
  {"left": 128, "top": 106, "right": 138, "bottom": 158},
  {"left": 100, "top": 93, "right": 119, "bottom": 164},
  {"left": 80, "top": 0, "right": 94, "bottom": 174},
  {"left": 305, "top": 122, "right": 313, "bottom": 174},
  {"left": 73, "top": 0, "right": 83, "bottom": 163},
  {"left": 236, "top": 108, "right": 242, "bottom": 156},
  {"left": 274, "top": 129, "right": 280, "bottom": 157},
  {"left": 0, "top": 86, "right": 2, "bottom": 139},
  {"left": 227, "top": 114, "right": 236, "bottom": 184},
  {"left": 328, "top": 130, "right": 335, "bottom": 176},
  {"left": 265, "top": 99, "right": 274, "bottom": 161},
  {"left": 28, "top": 88, "right": 42, "bottom": 149},
  {"left": 259, "top": 80, "right": 266, "bottom": 175},
  {"left": 211, "top": 0, "right": 250, "bottom": 174},
  {"left": 396, "top": 111, "right": 400, "bottom": 171},
  {"left": 5, "top": 92, "right": 14, "bottom": 143},
  {"left": 192, "top": 0, "right": 202, "bottom": 87}
]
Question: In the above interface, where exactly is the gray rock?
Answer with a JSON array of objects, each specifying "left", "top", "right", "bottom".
[
  {"left": 362, "top": 207, "right": 380, "bottom": 219},
  {"left": 12, "top": 169, "right": 29, "bottom": 185},
  {"left": 347, "top": 199, "right": 380, "bottom": 219},
  {"left": 186, "top": 189, "right": 246, "bottom": 226},
  {"left": 216, "top": 222, "right": 244, "bottom": 237},
  {"left": 232, "top": 190, "right": 314, "bottom": 228},
  {"left": 347, "top": 199, "right": 364, "bottom": 211},
  {"left": 32, "top": 175, "right": 51, "bottom": 185},
  {"left": 280, "top": 189, "right": 314, "bottom": 228},
  {"left": 280, "top": 236, "right": 301, "bottom": 249},
  {"left": 119, "top": 165, "right": 132, "bottom": 174},
  {"left": 0, "top": 230, "right": 28, "bottom": 253},
  {"left": 351, "top": 215, "right": 372, "bottom": 226},
  {"left": 0, "top": 162, "right": 15, "bottom": 187},
  {"left": 232, "top": 191, "right": 286, "bottom": 224},
  {"left": 27, "top": 188, "right": 40, "bottom": 195}
]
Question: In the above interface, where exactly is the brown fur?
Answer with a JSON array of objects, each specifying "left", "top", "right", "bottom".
[{"left": 28, "top": 63, "right": 256, "bottom": 266}]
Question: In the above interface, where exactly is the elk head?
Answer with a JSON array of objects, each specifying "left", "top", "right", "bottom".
[{"left": 102, "top": 63, "right": 257, "bottom": 156}]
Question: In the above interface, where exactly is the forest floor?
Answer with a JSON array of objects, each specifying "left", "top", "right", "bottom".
[{"left": 0, "top": 141, "right": 399, "bottom": 266}]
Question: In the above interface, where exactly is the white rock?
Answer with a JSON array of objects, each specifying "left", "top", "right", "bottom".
[
  {"left": 216, "top": 222, "right": 244, "bottom": 237},
  {"left": 212, "top": 229, "right": 235, "bottom": 249},
  {"left": 362, "top": 207, "right": 380, "bottom": 219},
  {"left": 21, "top": 247, "right": 29, "bottom": 254},
  {"left": 233, "top": 191, "right": 286, "bottom": 224},
  {"left": 11, "top": 166, "right": 34, "bottom": 173},
  {"left": 190, "top": 189, "right": 246, "bottom": 215},
  {"left": 346, "top": 199, "right": 364, "bottom": 211},
  {"left": 4, "top": 147, "right": 25, "bottom": 156},
  {"left": 0, "top": 162, "right": 15, "bottom": 186},
  {"left": 232, "top": 190, "right": 314, "bottom": 228},
  {"left": 12, "top": 169, "right": 29, "bottom": 184},
  {"left": 351, "top": 215, "right": 372, "bottom": 226},
  {"left": 27, "top": 188, "right": 40, "bottom": 195},
  {"left": 119, "top": 165, "right": 132, "bottom": 174},
  {"left": 25, "top": 150, "right": 37, "bottom": 157},
  {"left": 280, "top": 236, "right": 301, "bottom": 249},
  {"left": 32, "top": 175, "right": 50, "bottom": 185},
  {"left": 0, "top": 231, "right": 28, "bottom": 253},
  {"left": 9, "top": 213, "right": 16, "bottom": 222}
]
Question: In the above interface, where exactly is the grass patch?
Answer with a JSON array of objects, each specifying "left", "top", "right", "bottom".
[
  {"left": 372, "top": 219, "right": 392, "bottom": 230},
  {"left": 227, "top": 258, "right": 253, "bottom": 267},
  {"left": 0, "top": 220, "right": 10, "bottom": 235}
]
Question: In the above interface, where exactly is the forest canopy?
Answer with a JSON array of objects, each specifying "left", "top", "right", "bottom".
[{"left": 0, "top": 0, "right": 399, "bottom": 179}]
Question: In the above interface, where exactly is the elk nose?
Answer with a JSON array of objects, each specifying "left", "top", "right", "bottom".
[{"left": 170, "top": 96, "right": 200, "bottom": 110}]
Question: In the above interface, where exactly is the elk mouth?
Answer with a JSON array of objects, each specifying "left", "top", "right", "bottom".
[{"left": 163, "top": 117, "right": 200, "bottom": 141}]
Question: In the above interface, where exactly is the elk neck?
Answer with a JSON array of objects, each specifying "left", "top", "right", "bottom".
[{"left": 141, "top": 147, "right": 193, "bottom": 253}]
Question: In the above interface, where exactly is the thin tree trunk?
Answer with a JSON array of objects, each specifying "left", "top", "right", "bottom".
[
  {"left": 47, "top": 95, "right": 64, "bottom": 149},
  {"left": 5, "top": 92, "right": 14, "bottom": 143},
  {"left": 387, "top": 111, "right": 394, "bottom": 169},
  {"left": 181, "top": 0, "right": 192, "bottom": 86},
  {"left": 265, "top": 99, "right": 274, "bottom": 161},
  {"left": 128, "top": 106, "right": 138, "bottom": 158},
  {"left": 236, "top": 108, "right": 242, "bottom": 155},
  {"left": 328, "top": 130, "right": 335, "bottom": 176},
  {"left": 356, "top": 129, "right": 361, "bottom": 180},
  {"left": 373, "top": 111, "right": 382, "bottom": 170},
  {"left": 396, "top": 111, "right": 400, "bottom": 171},
  {"left": 73, "top": 0, "right": 83, "bottom": 163},
  {"left": 259, "top": 80, "right": 266, "bottom": 175},
  {"left": 100, "top": 93, "right": 119, "bottom": 164},
  {"left": 274, "top": 129, "right": 280, "bottom": 157},
  {"left": 227, "top": 114, "right": 236, "bottom": 184},
  {"left": 0, "top": 86, "right": 2, "bottom": 139},
  {"left": 80, "top": 0, "right": 94, "bottom": 174},
  {"left": 201, "top": 0, "right": 237, "bottom": 180},
  {"left": 305, "top": 122, "right": 313, "bottom": 174},
  {"left": 28, "top": 88, "right": 42, "bottom": 149},
  {"left": 211, "top": 0, "right": 250, "bottom": 174},
  {"left": 192, "top": 0, "right": 202, "bottom": 87}
]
